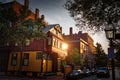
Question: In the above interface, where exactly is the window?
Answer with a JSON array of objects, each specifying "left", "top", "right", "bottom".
[
  {"left": 36, "top": 52, "right": 42, "bottom": 59},
  {"left": 56, "top": 40, "right": 58, "bottom": 48},
  {"left": 54, "top": 29, "right": 57, "bottom": 34},
  {"left": 25, "top": 39, "right": 30, "bottom": 46},
  {"left": 58, "top": 32, "right": 60, "bottom": 37},
  {"left": 53, "top": 39, "right": 58, "bottom": 48},
  {"left": 15, "top": 43, "right": 18, "bottom": 46},
  {"left": 54, "top": 39, "right": 57, "bottom": 47},
  {"left": 53, "top": 38, "right": 55, "bottom": 47},
  {"left": 58, "top": 41, "right": 60, "bottom": 48},
  {"left": 60, "top": 42, "right": 62, "bottom": 49},
  {"left": 48, "top": 37, "right": 52, "bottom": 45},
  {"left": 43, "top": 54, "right": 48, "bottom": 59},
  {"left": 23, "top": 53, "right": 29, "bottom": 66},
  {"left": 47, "top": 54, "right": 51, "bottom": 60},
  {"left": 56, "top": 31, "right": 58, "bottom": 35},
  {"left": 11, "top": 53, "right": 17, "bottom": 66},
  {"left": 6, "top": 43, "right": 9, "bottom": 46}
]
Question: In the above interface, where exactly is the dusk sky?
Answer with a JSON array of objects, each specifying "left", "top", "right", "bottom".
[{"left": 0, "top": 0, "right": 109, "bottom": 53}]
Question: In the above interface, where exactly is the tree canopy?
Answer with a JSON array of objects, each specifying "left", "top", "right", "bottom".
[
  {"left": 115, "top": 46, "right": 120, "bottom": 67},
  {"left": 69, "top": 48, "right": 83, "bottom": 66},
  {"left": 0, "top": 5, "right": 47, "bottom": 47},
  {"left": 94, "top": 43, "right": 108, "bottom": 67},
  {"left": 64, "top": 0, "right": 120, "bottom": 32}
]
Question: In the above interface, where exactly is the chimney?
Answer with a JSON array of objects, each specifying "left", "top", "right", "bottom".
[
  {"left": 24, "top": 0, "right": 29, "bottom": 8},
  {"left": 60, "top": 27, "right": 62, "bottom": 33},
  {"left": 70, "top": 27, "right": 73, "bottom": 35},
  {"left": 78, "top": 31, "right": 82, "bottom": 35},
  {"left": 41, "top": 15, "right": 45, "bottom": 20},
  {"left": 35, "top": 8, "right": 39, "bottom": 20}
]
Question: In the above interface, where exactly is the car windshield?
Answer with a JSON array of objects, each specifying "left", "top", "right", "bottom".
[
  {"left": 72, "top": 70, "right": 78, "bottom": 73},
  {"left": 97, "top": 67, "right": 108, "bottom": 70}
]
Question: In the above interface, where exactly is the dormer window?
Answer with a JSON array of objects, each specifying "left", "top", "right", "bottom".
[
  {"left": 15, "top": 43, "right": 18, "bottom": 46},
  {"left": 25, "top": 39, "right": 30, "bottom": 46}
]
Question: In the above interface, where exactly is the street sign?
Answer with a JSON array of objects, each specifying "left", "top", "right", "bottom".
[{"left": 108, "top": 47, "right": 114, "bottom": 59}]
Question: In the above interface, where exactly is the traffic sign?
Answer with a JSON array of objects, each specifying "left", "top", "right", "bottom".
[{"left": 108, "top": 47, "right": 114, "bottom": 59}]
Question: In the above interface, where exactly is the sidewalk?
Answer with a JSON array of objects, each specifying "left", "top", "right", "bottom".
[
  {"left": 115, "top": 67, "right": 120, "bottom": 80},
  {"left": 41, "top": 75, "right": 64, "bottom": 80},
  {"left": 0, "top": 75, "right": 64, "bottom": 80}
]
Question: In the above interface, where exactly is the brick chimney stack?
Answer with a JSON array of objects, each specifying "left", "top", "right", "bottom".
[
  {"left": 70, "top": 27, "right": 73, "bottom": 35},
  {"left": 60, "top": 27, "right": 62, "bottom": 33},
  {"left": 35, "top": 8, "right": 39, "bottom": 20},
  {"left": 24, "top": 0, "right": 29, "bottom": 8}
]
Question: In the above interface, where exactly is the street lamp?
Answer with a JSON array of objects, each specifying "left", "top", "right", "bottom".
[
  {"left": 105, "top": 23, "right": 116, "bottom": 40},
  {"left": 105, "top": 23, "right": 116, "bottom": 80}
]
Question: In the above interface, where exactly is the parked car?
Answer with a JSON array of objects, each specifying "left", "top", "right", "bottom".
[
  {"left": 96, "top": 67, "right": 110, "bottom": 78},
  {"left": 77, "top": 69, "right": 84, "bottom": 78},
  {"left": 91, "top": 68, "right": 96, "bottom": 75},
  {"left": 66, "top": 70, "right": 84, "bottom": 80},
  {"left": 83, "top": 68, "right": 91, "bottom": 76}
]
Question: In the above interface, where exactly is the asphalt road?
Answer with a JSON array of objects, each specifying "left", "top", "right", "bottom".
[
  {"left": 0, "top": 75, "right": 112, "bottom": 80},
  {"left": 79, "top": 75, "right": 112, "bottom": 80}
]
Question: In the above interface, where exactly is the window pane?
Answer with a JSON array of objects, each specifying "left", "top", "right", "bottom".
[
  {"left": 24, "top": 53, "right": 29, "bottom": 59},
  {"left": 43, "top": 54, "right": 47, "bottom": 59},
  {"left": 47, "top": 54, "right": 51, "bottom": 60},
  {"left": 11, "top": 53, "right": 17, "bottom": 66},
  {"left": 12, "top": 59, "right": 17, "bottom": 66},
  {"left": 48, "top": 37, "right": 52, "bottom": 45},
  {"left": 25, "top": 39, "right": 30, "bottom": 46},
  {"left": 23, "top": 59, "right": 29, "bottom": 66},
  {"left": 36, "top": 52, "right": 42, "bottom": 59},
  {"left": 23, "top": 53, "right": 29, "bottom": 66}
]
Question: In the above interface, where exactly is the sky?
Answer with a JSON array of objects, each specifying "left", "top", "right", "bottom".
[{"left": 0, "top": 0, "right": 109, "bottom": 53}]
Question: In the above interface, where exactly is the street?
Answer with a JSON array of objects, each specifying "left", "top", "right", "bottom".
[
  {"left": 79, "top": 75, "right": 112, "bottom": 80},
  {"left": 0, "top": 75, "right": 115, "bottom": 80},
  {"left": 0, "top": 69, "right": 120, "bottom": 80}
]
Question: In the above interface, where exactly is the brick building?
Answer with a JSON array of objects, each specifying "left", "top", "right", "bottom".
[
  {"left": 0, "top": 0, "right": 67, "bottom": 76},
  {"left": 64, "top": 27, "right": 95, "bottom": 68}
]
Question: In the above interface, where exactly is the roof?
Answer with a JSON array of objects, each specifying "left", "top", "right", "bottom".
[
  {"left": 0, "top": 0, "right": 36, "bottom": 20},
  {"left": 1, "top": 1, "right": 22, "bottom": 8},
  {"left": 43, "top": 24, "right": 59, "bottom": 33}
]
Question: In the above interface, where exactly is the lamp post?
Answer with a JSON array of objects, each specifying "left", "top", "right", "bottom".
[{"left": 105, "top": 23, "right": 116, "bottom": 80}]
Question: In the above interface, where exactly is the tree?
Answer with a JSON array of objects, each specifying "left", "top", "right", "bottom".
[
  {"left": 0, "top": 3, "right": 47, "bottom": 75},
  {"left": 69, "top": 48, "right": 83, "bottom": 66},
  {"left": 64, "top": 0, "right": 120, "bottom": 32},
  {"left": 94, "top": 43, "right": 108, "bottom": 67},
  {"left": 0, "top": 5, "right": 47, "bottom": 47},
  {"left": 83, "top": 55, "right": 89, "bottom": 67},
  {"left": 115, "top": 46, "right": 120, "bottom": 67},
  {"left": 0, "top": 23, "right": 11, "bottom": 46},
  {"left": 0, "top": 7, "right": 19, "bottom": 47}
]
